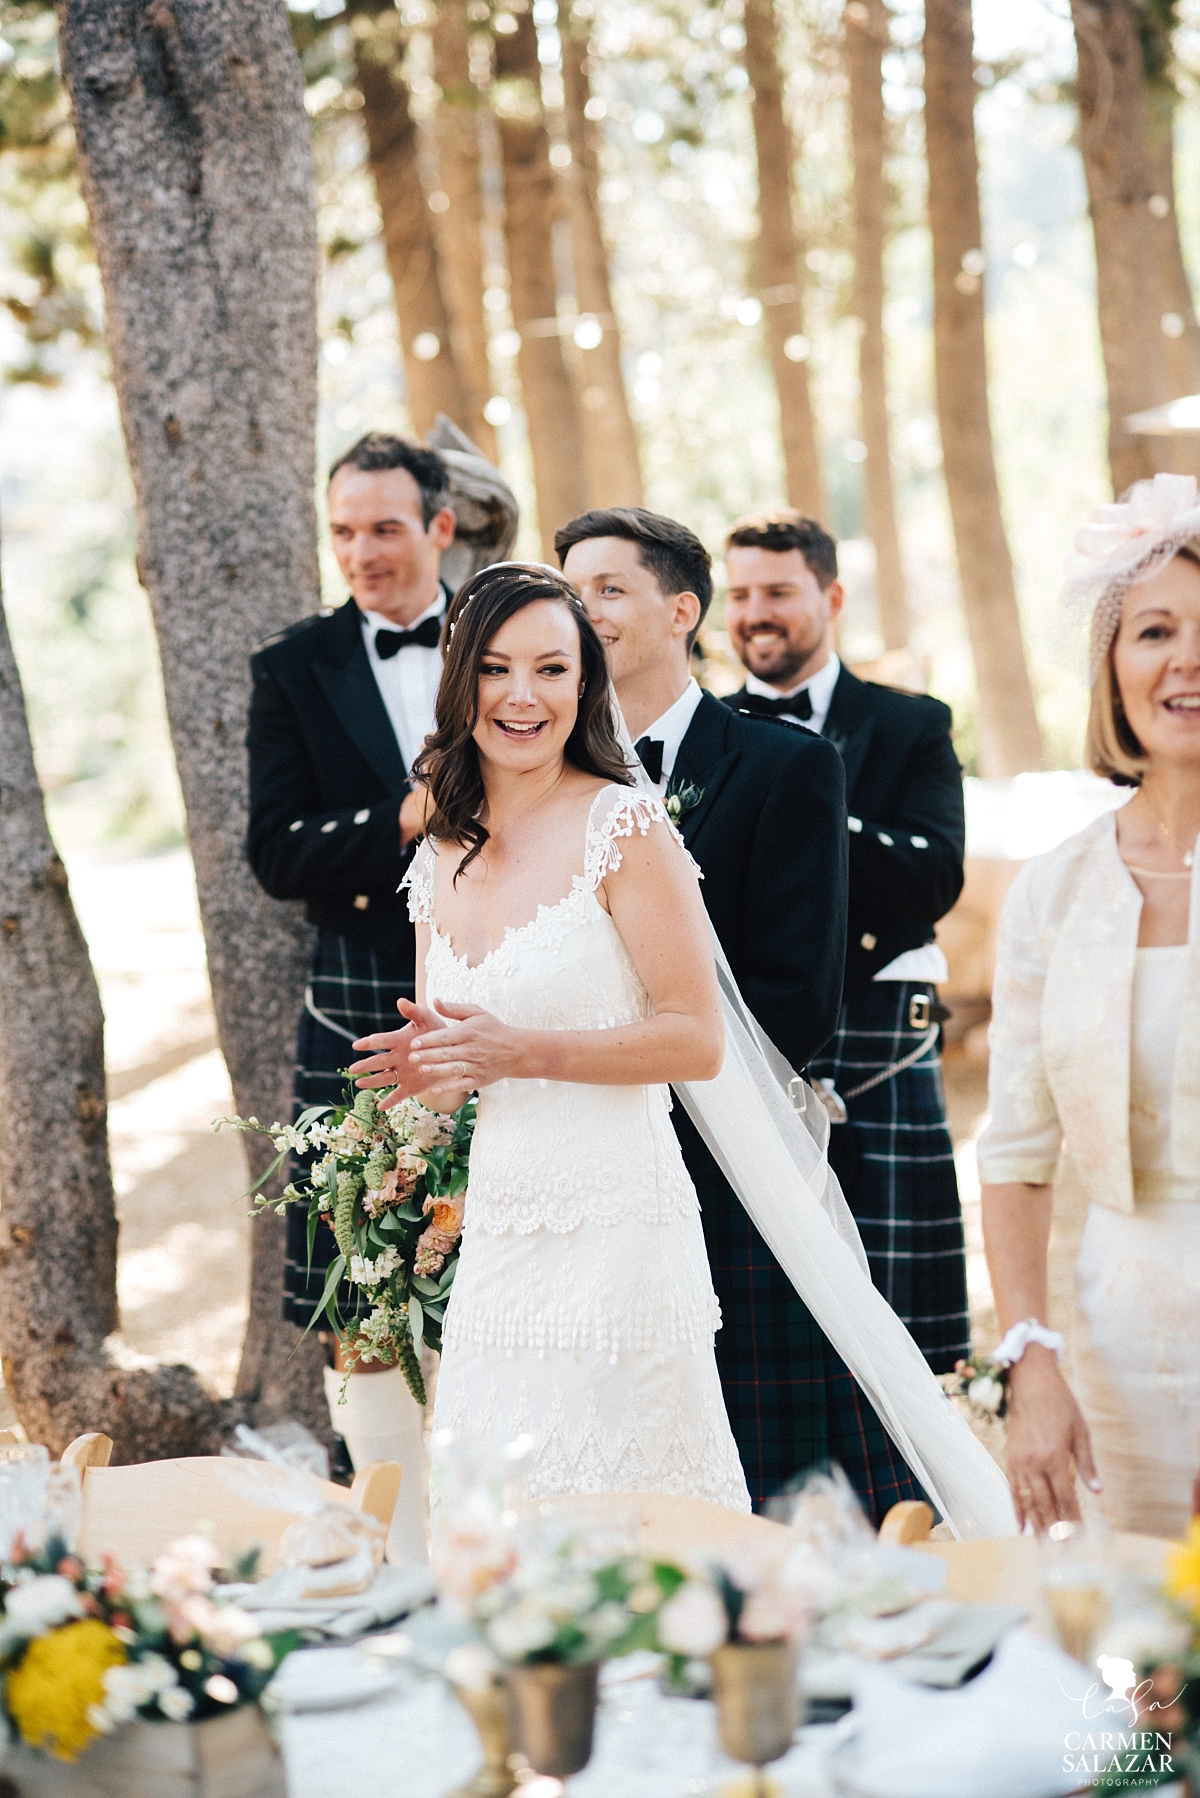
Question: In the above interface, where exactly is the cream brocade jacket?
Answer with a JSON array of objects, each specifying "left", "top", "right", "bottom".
[{"left": 977, "top": 809, "right": 1200, "bottom": 1212}]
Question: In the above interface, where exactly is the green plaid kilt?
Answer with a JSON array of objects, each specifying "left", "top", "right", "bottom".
[
  {"left": 672, "top": 1107, "right": 924, "bottom": 1525},
  {"left": 808, "top": 982, "right": 970, "bottom": 1374},
  {"left": 283, "top": 931, "right": 416, "bottom": 1329}
]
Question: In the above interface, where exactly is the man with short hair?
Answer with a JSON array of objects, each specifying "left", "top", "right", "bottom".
[
  {"left": 558, "top": 505, "right": 923, "bottom": 1521},
  {"left": 246, "top": 432, "right": 456, "bottom": 1558},
  {"left": 723, "top": 509, "right": 970, "bottom": 1375}
]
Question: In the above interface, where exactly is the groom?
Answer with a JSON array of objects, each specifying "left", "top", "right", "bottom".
[{"left": 557, "top": 507, "right": 923, "bottom": 1520}]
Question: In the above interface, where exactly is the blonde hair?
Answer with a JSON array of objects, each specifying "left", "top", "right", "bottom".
[{"left": 1085, "top": 540, "right": 1200, "bottom": 786}]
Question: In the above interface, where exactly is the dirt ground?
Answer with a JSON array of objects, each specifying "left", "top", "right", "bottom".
[{"left": 1, "top": 849, "right": 1047, "bottom": 1482}]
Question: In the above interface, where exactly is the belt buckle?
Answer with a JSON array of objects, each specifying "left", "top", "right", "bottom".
[{"left": 908, "top": 992, "right": 931, "bottom": 1031}]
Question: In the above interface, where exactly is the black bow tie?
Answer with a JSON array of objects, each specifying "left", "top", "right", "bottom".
[
  {"left": 634, "top": 736, "right": 665, "bottom": 783},
  {"left": 739, "top": 687, "right": 814, "bottom": 722},
  {"left": 373, "top": 613, "right": 444, "bottom": 659}
]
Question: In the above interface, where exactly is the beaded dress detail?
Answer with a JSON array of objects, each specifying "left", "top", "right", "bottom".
[{"left": 406, "top": 785, "right": 750, "bottom": 1511}]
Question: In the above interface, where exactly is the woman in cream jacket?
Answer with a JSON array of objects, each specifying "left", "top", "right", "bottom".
[{"left": 980, "top": 474, "right": 1200, "bottom": 1539}]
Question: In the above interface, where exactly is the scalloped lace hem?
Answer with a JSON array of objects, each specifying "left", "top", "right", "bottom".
[{"left": 443, "top": 1289, "right": 722, "bottom": 1362}]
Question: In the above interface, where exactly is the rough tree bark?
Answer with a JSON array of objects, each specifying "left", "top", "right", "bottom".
[
  {"left": 742, "top": 0, "right": 825, "bottom": 519},
  {"left": 57, "top": 0, "right": 329, "bottom": 1440},
  {"left": 844, "top": 0, "right": 908, "bottom": 649},
  {"left": 558, "top": 13, "right": 643, "bottom": 507},
  {"left": 1070, "top": 0, "right": 1174, "bottom": 494},
  {"left": 1145, "top": 113, "right": 1200, "bottom": 404},
  {"left": 924, "top": 0, "right": 1045, "bottom": 776},
  {"left": 431, "top": 0, "right": 498, "bottom": 461},
  {"left": 351, "top": 0, "right": 470, "bottom": 437},
  {"left": 493, "top": 7, "right": 586, "bottom": 554},
  {"left": 0, "top": 574, "right": 220, "bottom": 1461}
]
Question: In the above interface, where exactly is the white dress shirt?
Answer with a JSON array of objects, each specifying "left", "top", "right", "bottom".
[
  {"left": 637, "top": 679, "right": 705, "bottom": 790},
  {"left": 744, "top": 653, "right": 946, "bottom": 984},
  {"left": 359, "top": 591, "right": 446, "bottom": 776},
  {"left": 744, "top": 652, "right": 841, "bottom": 734}
]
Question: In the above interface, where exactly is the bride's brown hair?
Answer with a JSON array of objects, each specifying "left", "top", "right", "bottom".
[{"left": 413, "top": 562, "right": 632, "bottom": 877}]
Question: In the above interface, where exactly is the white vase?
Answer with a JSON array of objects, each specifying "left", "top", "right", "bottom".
[{"left": 1, "top": 1704, "right": 285, "bottom": 1798}]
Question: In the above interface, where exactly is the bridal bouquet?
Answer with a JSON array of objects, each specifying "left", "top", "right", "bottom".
[
  {"left": 220, "top": 1084, "right": 475, "bottom": 1405},
  {"left": 0, "top": 1534, "right": 295, "bottom": 1763}
]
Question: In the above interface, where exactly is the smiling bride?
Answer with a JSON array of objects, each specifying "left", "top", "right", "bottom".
[{"left": 349, "top": 560, "right": 751, "bottom": 1512}]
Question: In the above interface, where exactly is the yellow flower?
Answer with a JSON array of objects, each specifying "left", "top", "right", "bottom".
[
  {"left": 6, "top": 1618, "right": 127, "bottom": 1761},
  {"left": 1166, "top": 1517, "right": 1200, "bottom": 1618}
]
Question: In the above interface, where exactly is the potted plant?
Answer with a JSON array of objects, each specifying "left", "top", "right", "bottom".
[{"left": 0, "top": 1533, "right": 298, "bottom": 1797}]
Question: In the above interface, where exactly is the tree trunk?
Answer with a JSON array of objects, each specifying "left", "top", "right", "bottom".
[
  {"left": 351, "top": 0, "right": 469, "bottom": 438},
  {"left": 431, "top": 0, "right": 498, "bottom": 462},
  {"left": 1145, "top": 87, "right": 1200, "bottom": 412},
  {"left": 0, "top": 571, "right": 220, "bottom": 1461},
  {"left": 742, "top": 0, "right": 825, "bottom": 519},
  {"left": 57, "top": 0, "right": 329, "bottom": 1441},
  {"left": 844, "top": 0, "right": 908, "bottom": 649},
  {"left": 493, "top": 9, "right": 586, "bottom": 555},
  {"left": 558, "top": 17, "right": 643, "bottom": 507},
  {"left": 1070, "top": 0, "right": 1172, "bottom": 495},
  {"left": 923, "top": 0, "right": 1044, "bottom": 777}
]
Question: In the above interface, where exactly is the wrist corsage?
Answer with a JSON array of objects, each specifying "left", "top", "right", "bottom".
[{"left": 950, "top": 1318, "right": 1066, "bottom": 1422}]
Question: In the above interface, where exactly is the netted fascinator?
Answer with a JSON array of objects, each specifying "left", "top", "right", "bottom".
[{"left": 1064, "top": 473, "right": 1200, "bottom": 684}]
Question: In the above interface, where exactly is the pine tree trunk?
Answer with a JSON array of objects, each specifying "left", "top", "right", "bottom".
[
  {"left": 844, "top": 0, "right": 908, "bottom": 649},
  {"left": 0, "top": 570, "right": 220, "bottom": 1460},
  {"left": 494, "top": 9, "right": 586, "bottom": 554},
  {"left": 57, "top": 0, "right": 330, "bottom": 1441},
  {"left": 558, "top": 18, "right": 642, "bottom": 507},
  {"left": 742, "top": 0, "right": 825, "bottom": 519},
  {"left": 924, "top": 0, "right": 1044, "bottom": 777},
  {"left": 1070, "top": 0, "right": 1172, "bottom": 495},
  {"left": 431, "top": 0, "right": 498, "bottom": 461},
  {"left": 351, "top": 0, "right": 469, "bottom": 438}
]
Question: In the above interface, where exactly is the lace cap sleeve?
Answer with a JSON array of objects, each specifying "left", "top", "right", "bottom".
[
  {"left": 582, "top": 785, "right": 697, "bottom": 893},
  {"left": 401, "top": 838, "right": 436, "bottom": 925}
]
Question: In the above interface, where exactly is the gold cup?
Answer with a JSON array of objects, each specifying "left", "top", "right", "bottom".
[
  {"left": 449, "top": 1678, "right": 519, "bottom": 1798},
  {"left": 709, "top": 1640, "right": 800, "bottom": 1798},
  {"left": 505, "top": 1660, "right": 600, "bottom": 1779}
]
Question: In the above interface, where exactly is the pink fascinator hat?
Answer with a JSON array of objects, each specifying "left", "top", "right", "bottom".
[{"left": 1064, "top": 473, "right": 1200, "bottom": 684}]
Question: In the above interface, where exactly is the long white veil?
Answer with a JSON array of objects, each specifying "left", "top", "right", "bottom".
[{"left": 618, "top": 715, "right": 1015, "bottom": 1540}]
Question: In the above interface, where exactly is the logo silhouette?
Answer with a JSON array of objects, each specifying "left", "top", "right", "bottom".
[{"left": 1095, "top": 1656, "right": 1138, "bottom": 1717}]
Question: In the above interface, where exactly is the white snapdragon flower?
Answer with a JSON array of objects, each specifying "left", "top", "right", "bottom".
[
  {"left": 348, "top": 1246, "right": 400, "bottom": 1286},
  {"left": 657, "top": 1582, "right": 728, "bottom": 1657},
  {"left": 410, "top": 1111, "right": 455, "bottom": 1151},
  {"left": 3, "top": 1574, "right": 84, "bottom": 1637}
]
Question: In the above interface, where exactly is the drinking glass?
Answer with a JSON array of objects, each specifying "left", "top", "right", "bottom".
[
  {"left": 1040, "top": 1517, "right": 1111, "bottom": 1666},
  {"left": 0, "top": 1443, "right": 50, "bottom": 1559}
]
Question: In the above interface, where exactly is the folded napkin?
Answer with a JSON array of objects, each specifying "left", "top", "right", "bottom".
[
  {"left": 806, "top": 1600, "right": 1028, "bottom": 1699},
  {"left": 831, "top": 1626, "right": 1095, "bottom": 1798},
  {"left": 217, "top": 1562, "right": 434, "bottom": 1639}
]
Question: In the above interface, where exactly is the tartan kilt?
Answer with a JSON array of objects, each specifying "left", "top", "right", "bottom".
[
  {"left": 808, "top": 982, "right": 970, "bottom": 1374},
  {"left": 283, "top": 930, "right": 416, "bottom": 1329},
  {"left": 672, "top": 1108, "right": 924, "bottom": 1526}
]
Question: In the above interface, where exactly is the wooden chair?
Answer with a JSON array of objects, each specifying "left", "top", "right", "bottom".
[{"left": 63, "top": 1432, "right": 402, "bottom": 1575}]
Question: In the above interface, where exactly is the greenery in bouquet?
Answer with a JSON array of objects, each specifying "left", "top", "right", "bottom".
[
  {"left": 435, "top": 1528, "right": 687, "bottom": 1667},
  {"left": 0, "top": 1534, "right": 298, "bottom": 1763},
  {"left": 221, "top": 1081, "right": 475, "bottom": 1404},
  {"left": 1095, "top": 1518, "right": 1200, "bottom": 1794}
]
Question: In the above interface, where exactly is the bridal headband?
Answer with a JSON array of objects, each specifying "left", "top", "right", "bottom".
[{"left": 1064, "top": 472, "right": 1200, "bottom": 684}]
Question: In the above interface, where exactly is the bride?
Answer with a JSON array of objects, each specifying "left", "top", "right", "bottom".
[{"left": 350, "top": 561, "right": 751, "bottom": 1511}]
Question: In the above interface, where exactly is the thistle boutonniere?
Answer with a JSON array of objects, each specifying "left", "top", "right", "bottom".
[{"left": 664, "top": 777, "right": 704, "bottom": 824}]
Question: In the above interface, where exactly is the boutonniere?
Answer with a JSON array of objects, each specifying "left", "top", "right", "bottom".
[{"left": 664, "top": 777, "right": 704, "bottom": 824}]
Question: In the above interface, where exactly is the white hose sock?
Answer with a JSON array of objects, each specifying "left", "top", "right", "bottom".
[{"left": 323, "top": 1364, "right": 428, "bottom": 1566}]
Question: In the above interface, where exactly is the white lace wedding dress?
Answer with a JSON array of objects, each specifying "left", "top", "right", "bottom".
[{"left": 405, "top": 785, "right": 751, "bottom": 1512}]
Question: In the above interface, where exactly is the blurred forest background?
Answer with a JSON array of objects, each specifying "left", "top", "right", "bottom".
[{"left": 5, "top": 0, "right": 1200, "bottom": 860}]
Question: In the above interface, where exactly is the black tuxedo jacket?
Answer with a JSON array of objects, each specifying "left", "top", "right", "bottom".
[
  {"left": 726, "top": 666, "right": 964, "bottom": 1001},
  {"left": 246, "top": 596, "right": 423, "bottom": 963},
  {"left": 673, "top": 691, "right": 847, "bottom": 1074}
]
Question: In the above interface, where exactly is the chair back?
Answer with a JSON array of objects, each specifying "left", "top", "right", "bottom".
[{"left": 64, "top": 1434, "right": 401, "bottom": 1575}]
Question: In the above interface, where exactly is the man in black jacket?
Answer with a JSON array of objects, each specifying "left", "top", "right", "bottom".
[
  {"left": 723, "top": 510, "right": 969, "bottom": 1376},
  {"left": 246, "top": 431, "right": 456, "bottom": 1555},
  {"left": 558, "top": 507, "right": 923, "bottom": 1521}
]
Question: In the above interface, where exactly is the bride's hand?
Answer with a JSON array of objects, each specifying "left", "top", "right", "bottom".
[
  {"left": 349, "top": 1001, "right": 443, "bottom": 1102},
  {"left": 1004, "top": 1345, "right": 1101, "bottom": 1533},
  {"left": 409, "top": 999, "right": 526, "bottom": 1091}
]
